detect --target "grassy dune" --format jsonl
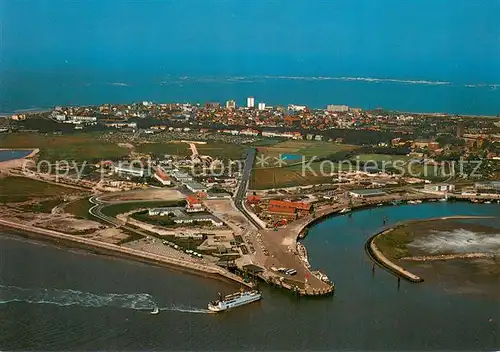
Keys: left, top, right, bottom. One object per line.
{"left": 0, "top": 176, "right": 78, "bottom": 203}
{"left": 0, "top": 133, "right": 128, "bottom": 162}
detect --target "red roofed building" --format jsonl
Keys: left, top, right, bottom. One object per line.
{"left": 185, "top": 195, "right": 205, "bottom": 213}
{"left": 268, "top": 200, "right": 312, "bottom": 211}
{"left": 267, "top": 199, "right": 312, "bottom": 217}
{"left": 266, "top": 206, "right": 298, "bottom": 220}
{"left": 247, "top": 195, "right": 261, "bottom": 204}
{"left": 154, "top": 167, "right": 171, "bottom": 186}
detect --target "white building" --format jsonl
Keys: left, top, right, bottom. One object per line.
{"left": 423, "top": 183, "right": 455, "bottom": 193}
{"left": 105, "top": 122, "right": 138, "bottom": 129}
{"left": 71, "top": 116, "right": 97, "bottom": 123}
{"left": 247, "top": 97, "right": 255, "bottom": 108}
{"left": 154, "top": 167, "right": 172, "bottom": 186}
{"left": 327, "top": 105, "right": 349, "bottom": 112}
{"left": 184, "top": 181, "right": 208, "bottom": 193}
{"left": 171, "top": 171, "right": 193, "bottom": 182}
{"left": 349, "top": 189, "right": 387, "bottom": 198}
{"left": 239, "top": 128, "right": 260, "bottom": 136}
{"left": 288, "top": 104, "right": 307, "bottom": 112}
{"left": 258, "top": 102, "right": 266, "bottom": 111}
{"left": 226, "top": 100, "right": 236, "bottom": 109}
{"left": 114, "top": 165, "right": 147, "bottom": 178}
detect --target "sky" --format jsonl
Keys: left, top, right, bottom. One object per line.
{"left": 1, "top": 0, "right": 500, "bottom": 82}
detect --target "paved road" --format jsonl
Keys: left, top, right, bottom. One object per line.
{"left": 234, "top": 148, "right": 263, "bottom": 230}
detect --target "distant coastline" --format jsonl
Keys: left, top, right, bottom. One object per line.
{"left": 1, "top": 74, "right": 500, "bottom": 116}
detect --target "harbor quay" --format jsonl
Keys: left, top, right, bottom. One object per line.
{"left": 252, "top": 192, "right": 500, "bottom": 296}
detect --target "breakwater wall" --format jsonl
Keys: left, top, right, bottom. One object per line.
{"left": 0, "top": 218, "right": 252, "bottom": 288}
{"left": 364, "top": 215, "right": 496, "bottom": 282}
{"left": 365, "top": 228, "right": 424, "bottom": 283}
{"left": 401, "top": 252, "right": 495, "bottom": 262}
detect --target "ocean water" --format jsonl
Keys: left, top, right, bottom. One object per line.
{"left": 0, "top": 150, "right": 33, "bottom": 162}
{"left": 1, "top": 202, "right": 500, "bottom": 350}
{"left": 1, "top": 72, "right": 500, "bottom": 116}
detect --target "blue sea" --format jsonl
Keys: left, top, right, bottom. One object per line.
{"left": 2, "top": 71, "right": 499, "bottom": 116}
{"left": 0, "top": 150, "right": 33, "bottom": 162}
{"left": 1, "top": 0, "right": 499, "bottom": 116}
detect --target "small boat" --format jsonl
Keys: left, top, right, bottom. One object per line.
{"left": 150, "top": 306, "right": 160, "bottom": 315}
{"left": 339, "top": 207, "right": 351, "bottom": 214}
{"left": 484, "top": 201, "right": 492, "bottom": 204}
{"left": 377, "top": 203, "right": 383, "bottom": 206}
{"left": 438, "top": 198, "right": 448, "bottom": 202}
{"left": 407, "top": 200, "right": 422, "bottom": 205}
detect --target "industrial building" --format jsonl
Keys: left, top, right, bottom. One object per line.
{"left": 184, "top": 181, "right": 208, "bottom": 193}
{"left": 170, "top": 170, "right": 193, "bottom": 182}
{"left": 475, "top": 181, "right": 500, "bottom": 193}
{"left": 267, "top": 200, "right": 312, "bottom": 217}
{"left": 349, "top": 189, "right": 387, "bottom": 198}
{"left": 423, "top": 183, "right": 455, "bottom": 193}
{"left": 113, "top": 164, "right": 149, "bottom": 178}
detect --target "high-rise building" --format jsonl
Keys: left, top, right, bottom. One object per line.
{"left": 258, "top": 102, "right": 266, "bottom": 111}
{"left": 226, "top": 100, "right": 236, "bottom": 109}
{"left": 247, "top": 97, "right": 255, "bottom": 108}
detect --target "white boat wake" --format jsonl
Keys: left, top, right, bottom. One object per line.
{"left": 0, "top": 284, "right": 212, "bottom": 314}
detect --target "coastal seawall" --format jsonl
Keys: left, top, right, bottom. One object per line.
{"left": 0, "top": 218, "right": 252, "bottom": 288}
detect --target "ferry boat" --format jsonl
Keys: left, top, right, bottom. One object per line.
{"left": 208, "top": 289, "right": 262, "bottom": 312}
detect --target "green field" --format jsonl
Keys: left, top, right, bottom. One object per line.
{"left": 353, "top": 154, "right": 411, "bottom": 162}
{"left": 136, "top": 141, "right": 247, "bottom": 160}
{"left": 0, "top": 176, "right": 79, "bottom": 203}
{"left": 250, "top": 161, "right": 343, "bottom": 189}
{"left": 101, "top": 200, "right": 186, "bottom": 218}
{"left": 136, "top": 142, "right": 191, "bottom": 156}
{"left": 18, "top": 198, "right": 63, "bottom": 213}
{"left": 255, "top": 140, "right": 358, "bottom": 167}
{"left": 196, "top": 142, "right": 247, "bottom": 160}
{"left": 63, "top": 197, "right": 92, "bottom": 218}
{"left": 0, "top": 133, "right": 129, "bottom": 162}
